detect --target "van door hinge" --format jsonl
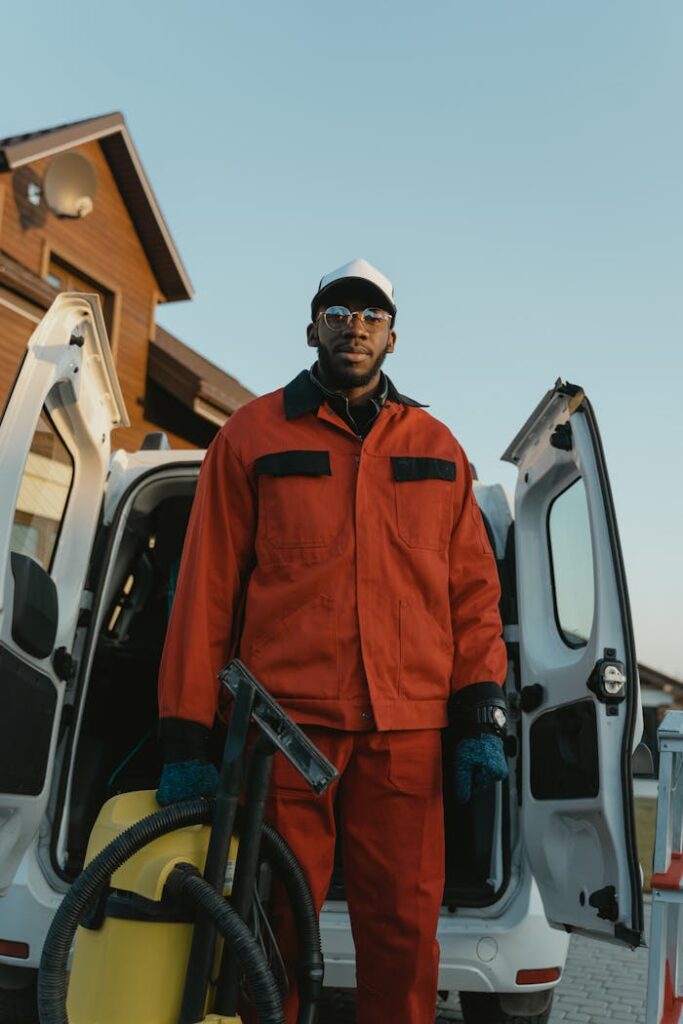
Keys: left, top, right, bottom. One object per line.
{"left": 588, "top": 649, "right": 627, "bottom": 704}
{"left": 53, "top": 647, "right": 76, "bottom": 682}
{"left": 589, "top": 885, "right": 619, "bottom": 922}
{"left": 58, "top": 702, "right": 74, "bottom": 740}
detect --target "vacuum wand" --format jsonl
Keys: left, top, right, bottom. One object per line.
{"left": 179, "top": 660, "right": 339, "bottom": 1023}
{"left": 178, "top": 674, "right": 255, "bottom": 1024}
{"left": 219, "top": 660, "right": 340, "bottom": 794}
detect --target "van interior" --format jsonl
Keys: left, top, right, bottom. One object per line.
{"left": 53, "top": 470, "right": 516, "bottom": 910}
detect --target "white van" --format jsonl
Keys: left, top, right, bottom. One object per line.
{"left": 0, "top": 294, "right": 644, "bottom": 1023}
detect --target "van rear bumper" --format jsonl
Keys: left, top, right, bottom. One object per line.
{"left": 320, "top": 876, "right": 570, "bottom": 993}
{"left": 0, "top": 848, "right": 62, "bottom": 972}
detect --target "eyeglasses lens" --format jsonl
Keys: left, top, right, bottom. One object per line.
{"left": 323, "top": 306, "right": 351, "bottom": 330}
{"left": 362, "top": 309, "right": 386, "bottom": 326}
{"left": 322, "top": 306, "right": 388, "bottom": 331}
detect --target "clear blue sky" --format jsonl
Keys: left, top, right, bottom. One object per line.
{"left": 4, "top": 1, "right": 682, "bottom": 677}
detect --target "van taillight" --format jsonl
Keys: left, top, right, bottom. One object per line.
{"left": 516, "top": 967, "right": 561, "bottom": 985}
{"left": 0, "top": 940, "right": 29, "bottom": 959}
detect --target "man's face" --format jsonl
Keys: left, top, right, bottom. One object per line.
{"left": 306, "top": 290, "right": 397, "bottom": 391}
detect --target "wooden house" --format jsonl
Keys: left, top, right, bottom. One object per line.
{"left": 0, "top": 112, "right": 254, "bottom": 451}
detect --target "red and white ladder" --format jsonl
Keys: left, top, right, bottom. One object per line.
{"left": 647, "top": 710, "right": 683, "bottom": 1024}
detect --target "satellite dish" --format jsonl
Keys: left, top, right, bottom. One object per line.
{"left": 43, "top": 152, "right": 97, "bottom": 218}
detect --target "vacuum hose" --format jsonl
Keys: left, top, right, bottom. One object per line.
{"left": 165, "top": 866, "right": 283, "bottom": 1023}
{"left": 37, "top": 799, "right": 288, "bottom": 1024}
{"left": 260, "top": 823, "right": 323, "bottom": 1024}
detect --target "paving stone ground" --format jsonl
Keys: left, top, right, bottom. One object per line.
{"left": 318, "top": 901, "right": 651, "bottom": 1023}
{"left": 545, "top": 901, "right": 650, "bottom": 1024}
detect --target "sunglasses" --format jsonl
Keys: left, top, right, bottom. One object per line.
{"left": 318, "top": 306, "right": 392, "bottom": 332}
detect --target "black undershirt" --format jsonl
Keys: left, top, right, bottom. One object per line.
{"left": 309, "top": 365, "right": 388, "bottom": 439}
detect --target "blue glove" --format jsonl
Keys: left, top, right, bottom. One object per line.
{"left": 156, "top": 758, "right": 219, "bottom": 806}
{"left": 455, "top": 734, "right": 509, "bottom": 803}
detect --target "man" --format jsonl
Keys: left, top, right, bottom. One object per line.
{"left": 157, "top": 258, "right": 508, "bottom": 1023}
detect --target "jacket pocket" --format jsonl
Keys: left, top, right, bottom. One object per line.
{"left": 255, "top": 450, "right": 335, "bottom": 548}
{"left": 398, "top": 600, "right": 453, "bottom": 701}
{"left": 391, "top": 456, "right": 455, "bottom": 550}
{"left": 248, "top": 594, "right": 339, "bottom": 700}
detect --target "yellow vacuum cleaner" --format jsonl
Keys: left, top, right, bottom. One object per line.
{"left": 37, "top": 661, "right": 338, "bottom": 1024}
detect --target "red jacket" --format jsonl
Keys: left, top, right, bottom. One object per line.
{"left": 158, "top": 371, "right": 507, "bottom": 733}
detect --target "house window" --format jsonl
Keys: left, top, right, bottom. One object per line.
{"left": 45, "top": 255, "right": 116, "bottom": 343}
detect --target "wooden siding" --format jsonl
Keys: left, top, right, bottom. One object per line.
{"left": 0, "top": 302, "right": 37, "bottom": 410}
{"left": 0, "top": 141, "right": 192, "bottom": 451}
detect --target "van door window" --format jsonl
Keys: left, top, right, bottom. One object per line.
{"left": 548, "top": 477, "right": 594, "bottom": 648}
{"left": 11, "top": 400, "right": 74, "bottom": 572}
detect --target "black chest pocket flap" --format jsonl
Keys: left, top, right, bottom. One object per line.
{"left": 391, "top": 456, "right": 456, "bottom": 483}
{"left": 255, "top": 450, "right": 331, "bottom": 478}
{"left": 255, "top": 450, "right": 334, "bottom": 549}
{"left": 391, "top": 456, "right": 456, "bottom": 549}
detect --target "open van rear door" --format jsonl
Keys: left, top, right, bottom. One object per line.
{"left": 503, "top": 380, "right": 643, "bottom": 946}
{"left": 0, "top": 293, "right": 127, "bottom": 890}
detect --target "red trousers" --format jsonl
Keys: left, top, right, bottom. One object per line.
{"left": 264, "top": 727, "right": 445, "bottom": 1024}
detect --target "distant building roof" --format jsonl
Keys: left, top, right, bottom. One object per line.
{"left": 0, "top": 112, "right": 192, "bottom": 303}
{"left": 639, "top": 663, "right": 683, "bottom": 694}
{"left": 149, "top": 326, "right": 255, "bottom": 426}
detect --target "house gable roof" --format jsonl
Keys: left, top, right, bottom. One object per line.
{"left": 149, "top": 326, "right": 255, "bottom": 424}
{"left": 0, "top": 113, "right": 193, "bottom": 302}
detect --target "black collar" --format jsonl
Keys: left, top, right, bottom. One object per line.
{"left": 283, "top": 367, "right": 427, "bottom": 420}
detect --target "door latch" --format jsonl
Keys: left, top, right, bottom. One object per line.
{"left": 588, "top": 885, "right": 619, "bottom": 922}
{"left": 588, "top": 650, "right": 627, "bottom": 704}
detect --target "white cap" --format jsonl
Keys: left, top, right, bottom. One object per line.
{"left": 312, "top": 257, "right": 396, "bottom": 319}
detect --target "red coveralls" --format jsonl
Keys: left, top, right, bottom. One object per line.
{"left": 158, "top": 369, "right": 507, "bottom": 1023}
